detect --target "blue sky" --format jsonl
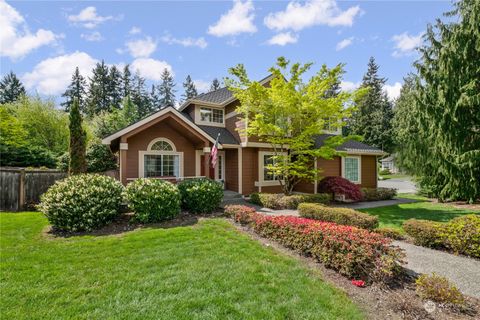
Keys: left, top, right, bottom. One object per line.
{"left": 1, "top": 0, "right": 452, "bottom": 103}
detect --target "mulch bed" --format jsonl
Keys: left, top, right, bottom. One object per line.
{"left": 229, "top": 219, "right": 480, "bottom": 320}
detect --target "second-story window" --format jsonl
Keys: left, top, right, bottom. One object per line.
{"left": 200, "top": 107, "right": 223, "bottom": 124}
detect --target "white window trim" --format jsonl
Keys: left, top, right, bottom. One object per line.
{"left": 341, "top": 155, "right": 362, "bottom": 184}
{"left": 195, "top": 105, "right": 225, "bottom": 127}
{"left": 255, "top": 151, "right": 286, "bottom": 187}
{"left": 139, "top": 138, "right": 183, "bottom": 178}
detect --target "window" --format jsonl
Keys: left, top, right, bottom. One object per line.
{"left": 263, "top": 154, "right": 282, "bottom": 181}
{"left": 144, "top": 154, "right": 179, "bottom": 177}
{"left": 200, "top": 107, "right": 223, "bottom": 124}
{"left": 343, "top": 156, "right": 361, "bottom": 183}
{"left": 150, "top": 140, "right": 173, "bottom": 151}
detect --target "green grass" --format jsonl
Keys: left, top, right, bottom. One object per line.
{"left": 360, "top": 200, "right": 478, "bottom": 232}
{"left": 0, "top": 212, "right": 363, "bottom": 320}
{"left": 378, "top": 174, "right": 411, "bottom": 180}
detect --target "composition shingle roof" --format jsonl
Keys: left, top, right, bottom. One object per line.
{"left": 193, "top": 87, "right": 233, "bottom": 104}
{"left": 314, "top": 134, "right": 384, "bottom": 153}
{"left": 179, "top": 111, "right": 239, "bottom": 145}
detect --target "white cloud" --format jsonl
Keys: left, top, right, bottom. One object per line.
{"left": 129, "top": 26, "right": 141, "bottom": 35}
{"left": 67, "top": 6, "right": 119, "bottom": 29}
{"left": 22, "top": 51, "right": 97, "bottom": 95}
{"left": 340, "top": 81, "right": 360, "bottom": 92}
{"left": 131, "top": 58, "right": 173, "bottom": 81}
{"left": 125, "top": 36, "right": 157, "bottom": 58}
{"left": 391, "top": 32, "right": 423, "bottom": 57}
{"left": 81, "top": 31, "right": 103, "bottom": 42}
{"left": 208, "top": 0, "right": 257, "bottom": 37}
{"left": 193, "top": 80, "right": 211, "bottom": 93}
{"left": 264, "top": 0, "right": 362, "bottom": 31}
{"left": 336, "top": 37, "right": 353, "bottom": 51}
{"left": 267, "top": 32, "right": 298, "bottom": 46}
{"left": 384, "top": 82, "right": 402, "bottom": 100}
{"left": 0, "top": 0, "right": 62, "bottom": 60}
{"left": 161, "top": 34, "right": 207, "bottom": 49}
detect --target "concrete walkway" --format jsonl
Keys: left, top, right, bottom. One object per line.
{"left": 331, "top": 197, "right": 419, "bottom": 209}
{"left": 379, "top": 178, "right": 417, "bottom": 193}
{"left": 395, "top": 241, "right": 480, "bottom": 298}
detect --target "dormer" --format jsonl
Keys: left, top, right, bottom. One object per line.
{"left": 195, "top": 105, "right": 225, "bottom": 127}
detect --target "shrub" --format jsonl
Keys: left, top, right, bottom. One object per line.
{"left": 416, "top": 273, "right": 465, "bottom": 306}
{"left": 57, "top": 144, "right": 118, "bottom": 173}
{"left": 249, "top": 193, "right": 331, "bottom": 209}
{"left": 0, "top": 143, "right": 56, "bottom": 168}
{"left": 379, "top": 168, "right": 391, "bottom": 176}
{"left": 250, "top": 214, "right": 404, "bottom": 282}
{"left": 178, "top": 178, "right": 223, "bottom": 214}
{"left": 224, "top": 205, "right": 256, "bottom": 225}
{"left": 38, "top": 174, "right": 123, "bottom": 232}
{"left": 318, "top": 176, "right": 362, "bottom": 202}
{"left": 403, "top": 219, "right": 443, "bottom": 248}
{"left": 375, "top": 227, "right": 404, "bottom": 240}
{"left": 361, "top": 188, "right": 397, "bottom": 201}
{"left": 125, "top": 178, "right": 180, "bottom": 222}
{"left": 298, "top": 203, "right": 379, "bottom": 230}
{"left": 439, "top": 215, "right": 480, "bottom": 258}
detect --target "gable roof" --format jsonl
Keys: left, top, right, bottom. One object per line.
{"left": 314, "top": 134, "right": 386, "bottom": 155}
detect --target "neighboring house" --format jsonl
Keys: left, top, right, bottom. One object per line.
{"left": 380, "top": 155, "right": 399, "bottom": 174}
{"left": 102, "top": 75, "right": 386, "bottom": 195}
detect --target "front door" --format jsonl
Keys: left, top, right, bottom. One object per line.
{"left": 215, "top": 152, "right": 225, "bottom": 188}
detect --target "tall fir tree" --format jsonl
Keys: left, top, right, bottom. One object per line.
{"left": 182, "top": 75, "right": 198, "bottom": 101}
{"left": 61, "top": 67, "right": 87, "bottom": 112}
{"left": 396, "top": 0, "right": 480, "bottom": 202}
{"left": 68, "top": 98, "right": 87, "bottom": 175}
{"left": 150, "top": 84, "right": 161, "bottom": 111}
{"left": 107, "top": 65, "right": 123, "bottom": 110}
{"left": 86, "top": 60, "right": 110, "bottom": 117}
{"left": 131, "top": 71, "right": 151, "bottom": 118}
{"left": 121, "top": 64, "right": 133, "bottom": 98}
{"left": 348, "top": 57, "right": 394, "bottom": 152}
{"left": 0, "top": 71, "right": 26, "bottom": 104}
{"left": 210, "top": 78, "right": 221, "bottom": 92}
{"left": 158, "top": 69, "right": 176, "bottom": 108}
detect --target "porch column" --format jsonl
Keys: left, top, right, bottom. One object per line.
{"left": 203, "top": 146, "right": 211, "bottom": 179}
{"left": 119, "top": 142, "right": 128, "bottom": 185}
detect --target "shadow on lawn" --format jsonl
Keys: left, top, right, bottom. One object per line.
{"left": 45, "top": 211, "right": 225, "bottom": 238}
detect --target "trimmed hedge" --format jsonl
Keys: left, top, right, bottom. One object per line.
{"left": 374, "top": 227, "right": 404, "bottom": 240}
{"left": 38, "top": 174, "right": 123, "bottom": 232}
{"left": 298, "top": 203, "right": 379, "bottom": 230}
{"left": 318, "top": 176, "right": 363, "bottom": 202}
{"left": 361, "top": 187, "right": 397, "bottom": 201}
{"left": 438, "top": 215, "right": 480, "bottom": 258}
{"left": 246, "top": 213, "right": 404, "bottom": 282}
{"left": 249, "top": 193, "right": 331, "bottom": 209}
{"left": 403, "top": 219, "right": 443, "bottom": 248}
{"left": 224, "top": 205, "right": 256, "bottom": 225}
{"left": 124, "top": 178, "right": 180, "bottom": 223}
{"left": 178, "top": 178, "right": 223, "bottom": 214}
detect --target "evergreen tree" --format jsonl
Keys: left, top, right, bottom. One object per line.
{"left": 108, "top": 65, "right": 123, "bottom": 110}
{"left": 131, "top": 71, "right": 151, "bottom": 118}
{"left": 158, "top": 69, "right": 176, "bottom": 108}
{"left": 86, "top": 60, "right": 110, "bottom": 117}
{"left": 210, "top": 78, "right": 221, "bottom": 92}
{"left": 69, "top": 98, "right": 87, "bottom": 175}
{"left": 182, "top": 75, "right": 198, "bottom": 100}
{"left": 121, "top": 64, "right": 133, "bottom": 98}
{"left": 349, "top": 57, "right": 394, "bottom": 152}
{"left": 396, "top": 0, "right": 480, "bottom": 202}
{"left": 0, "top": 71, "right": 26, "bottom": 104}
{"left": 150, "top": 84, "right": 161, "bottom": 111}
{"left": 61, "top": 67, "right": 87, "bottom": 112}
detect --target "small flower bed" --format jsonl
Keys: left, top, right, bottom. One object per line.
{"left": 361, "top": 187, "right": 397, "bottom": 201}
{"left": 234, "top": 210, "right": 404, "bottom": 282}
{"left": 318, "top": 176, "right": 363, "bottom": 202}
{"left": 249, "top": 193, "right": 331, "bottom": 209}
{"left": 298, "top": 203, "right": 379, "bottom": 230}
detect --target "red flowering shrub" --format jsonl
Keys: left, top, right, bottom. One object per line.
{"left": 318, "top": 176, "right": 362, "bottom": 202}
{"left": 250, "top": 214, "right": 404, "bottom": 282}
{"left": 224, "top": 205, "right": 256, "bottom": 225}
{"left": 351, "top": 280, "right": 366, "bottom": 287}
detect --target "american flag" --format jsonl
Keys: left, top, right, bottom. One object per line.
{"left": 210, "top": 133, "right": 220, "bottom": 168}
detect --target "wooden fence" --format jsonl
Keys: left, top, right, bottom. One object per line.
{"left": 0, "top": 167, "right": 67, "bottom": 212}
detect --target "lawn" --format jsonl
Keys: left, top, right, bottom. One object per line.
{"left": 0, "top": 212, "right": 362, "bottom": 320}
{"left": 360, "top": 199, "right": 479, "bottom": 232}
{"left": 378, "top": 174, "right": 411, "bottom": 180}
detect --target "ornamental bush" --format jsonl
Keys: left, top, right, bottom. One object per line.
{"left": 361, "top": 187, "right": 397, "bottom": 201}
{"left": 374, "top": 227, "right": 405, "bottom": 240}
{"left": 224, "top": 205, "right": 256, "bottom": 225}
{"left": 249, "top": 214, "right": 404, "bottom": 282}
{"left": 416, "top": 273, "right": 465, "bottom": 306}
{"left": 249, "top": 193, "right": 331, "bottom": 209}
{"left": 38, "top": 174, "right": 123, "bottom": 232}
{"left": 403, "top": 219, "right": 443, "bottom": 248}
{"left": 318, "top": 176, "right": 362, "bottom": 202}
{"left": 298, "top": 203, "right": 378, "bottom": 230}
{"left": 178, "top": 178, "right": 223, "bottom": 214}
{"left": 125, "top": 178, "right": 180, "bottom": 222}
{"left": 439, "top": 215, "right": 480, "bottom": 258}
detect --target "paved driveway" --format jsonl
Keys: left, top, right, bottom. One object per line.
{"left": 379, "top": 178, "right": 417, "bottom": 193}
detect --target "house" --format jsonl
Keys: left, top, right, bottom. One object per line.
{"left": 380, "top": 155, "right": 399, "bottom": 174}
{"left": 102, "top": 75, "right": 386, "bottom": 195}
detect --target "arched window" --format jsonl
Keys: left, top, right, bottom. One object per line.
{"left": 150, "top": 140, "right": 173, "bottom": 151}
{"left": 142, "top": 138, "right": 182, "bottom": 178}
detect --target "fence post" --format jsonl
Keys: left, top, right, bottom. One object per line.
{"left": 18, "top": 169, "right": 25, "bottom": 211}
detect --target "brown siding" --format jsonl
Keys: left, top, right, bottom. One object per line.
{"left": 361, "top": 155, "right": 377, "bottom": 188}
{"left": 185, "top": 104, "right": 195, "bottom": 122}
{"left": 241, "top": 147, "right": 257, "bottom": 195}
{"left": 317, "top": 156, "right": 341, "bottom": 178}
{"left": 225, "top": 115, "right": 243, "bottom": 143}
{"left": 294, "top": 180, "right": 315, "bottom": 193}
{"left": 225, "top": 149, "right": 238, "bottom": 192}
